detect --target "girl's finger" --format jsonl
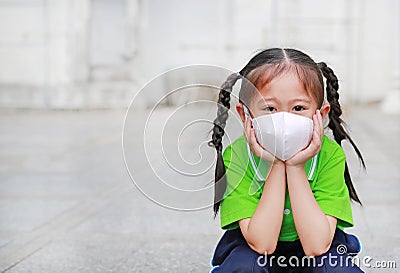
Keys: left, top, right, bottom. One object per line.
{"left": 246, "top": 122, "right": 275, "bottom": 162}
{"left": 316, "top": 111, "right": 322, "bottom": 132}
{"left": 245, "top": 119, "right": 260, "bottom": 153}
{"left": 244, "top": 117, "right": 250, "bottom": 140}
{"left": 248, "top": 119, "right": 254, "bottom": 140}
{"left": 310, "top": 121, "right": 322, "bottom": 152}
{"left": 314, "top": 111, "right": 323, "bottom": 138}
{"left": 250, "top": 128, "right": 264, "bottom": 156}
{"left": 312, "top": 113, "right": 319, "bottom": 137}
{"left": 317, "top": 110, "right": 323, "bottom": 135}
{"left": 249, "top": 127, "right": 259, "bottom": 149}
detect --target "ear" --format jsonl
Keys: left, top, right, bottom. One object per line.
{"left": 320, "top": 103, "right": 330, "bottom": 120}
{"left": 236, "top": 103, "right": 246, "bottom": 123}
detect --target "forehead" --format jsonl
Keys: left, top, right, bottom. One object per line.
{"left": 254, "top": 71, "right": 312, "bottom": 103}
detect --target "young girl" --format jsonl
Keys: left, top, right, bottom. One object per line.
{"left": 208, "top": 48, "right": 365, "bottom": 272}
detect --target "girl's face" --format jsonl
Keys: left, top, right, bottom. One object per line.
{"left": 236, "top": 71, "right": 330, "bottom": 121}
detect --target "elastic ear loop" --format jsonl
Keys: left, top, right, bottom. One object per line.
{"left": 307, "top": 104, "right": 324, "bottom": 180}
{"left": 243, "top": 105, "right": 265, "bottom": 181}
{"left": 305, "top": 103, "right": 325, "bottom": 180}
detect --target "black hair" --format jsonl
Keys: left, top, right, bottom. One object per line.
{"left": 208, "top": 48, "right": 365, "bottom": 218}
{"left": 208, "top": 72, "right": 240, "bottom": 217}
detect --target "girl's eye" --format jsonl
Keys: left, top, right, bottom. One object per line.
{"left": 293, "top": 105, "right": 305, "bottom": 111}
{"left": 264, "top": 106, "right": 276, "bottom": 112}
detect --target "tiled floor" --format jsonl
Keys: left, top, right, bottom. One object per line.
{"left": 0, "top": 105, "right": 398, "bottom": 272}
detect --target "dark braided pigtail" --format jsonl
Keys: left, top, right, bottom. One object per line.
{"left": 208, "top": 72, "right": 241, "bottom": 218}
{"left": 318, "top": 62, "right": 365, "bottom": 204}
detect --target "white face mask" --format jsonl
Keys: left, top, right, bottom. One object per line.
{"left": 244, "top": 106, "right": 313, "bottom": 161}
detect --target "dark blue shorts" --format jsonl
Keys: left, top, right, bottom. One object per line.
{"left": 210, "top": 228, "right": 364, "bottom": 272}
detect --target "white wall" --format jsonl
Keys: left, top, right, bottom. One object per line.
{"left": 0, "top": 0, "right": 398, "bottom": 109}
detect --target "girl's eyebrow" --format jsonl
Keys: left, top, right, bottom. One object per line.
{"left": 257, "top": 97, "right": 311, "bottom": 105}
{"left": 288, "top": 97, "right": 312, "bottom": 103}
{"left": 257, "top": 97, "right": 279, "bottom": 105}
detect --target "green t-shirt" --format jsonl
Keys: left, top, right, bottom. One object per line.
{"left": 220, "top": 135, "right": 354, "bottom": 242}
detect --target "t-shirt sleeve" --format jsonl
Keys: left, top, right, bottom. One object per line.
{"left": 219, "top": 144, "right": 262, "bottom": 230}
{"left": 313, "top": 146, "right": 354, "bottom": 228}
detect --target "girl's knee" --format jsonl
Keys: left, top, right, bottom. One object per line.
{"left": 211, "top": 246, "right": 270, "bottom": 273}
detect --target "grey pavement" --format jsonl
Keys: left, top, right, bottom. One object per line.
{"left": 0, "top": 105, "right": 399, "bottom": 272}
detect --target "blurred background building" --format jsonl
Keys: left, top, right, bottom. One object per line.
{"left": 0, "top": 0, "right": 399, "bottom": 111}
{"left": 0, "top": 2, "right": 399, "bottom": 271}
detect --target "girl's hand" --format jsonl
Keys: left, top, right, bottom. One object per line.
{"left": 286, "top": 110, "right": 324, "bottom": 167}
{"left": 244, "top": 116, "right": 281, "bottom": 165}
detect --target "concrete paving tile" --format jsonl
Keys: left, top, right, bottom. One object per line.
{"left": 5, "top": 232, "right": 221, "bottom": 273}
{"left": 0, "top": 199, "right": 78, "bottom": 232}
{"left": 0, "top": 106, "right": 398, "bottom": 272}
{"left": 73, "top": 188, "right": 223, "bottom": 236}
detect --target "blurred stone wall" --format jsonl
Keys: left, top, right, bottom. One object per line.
{"left": 0, "top": 0, "right": 398, "bottom": 110}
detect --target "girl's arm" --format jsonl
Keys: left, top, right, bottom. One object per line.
{"left": 285, "top": 110, "right": 337, "bottom": 256}
{"left": 238, "top": 118, "right": 286, "bottom": 255}
{"left": 286, "top": 165, "right": 337, "bottom": 256}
